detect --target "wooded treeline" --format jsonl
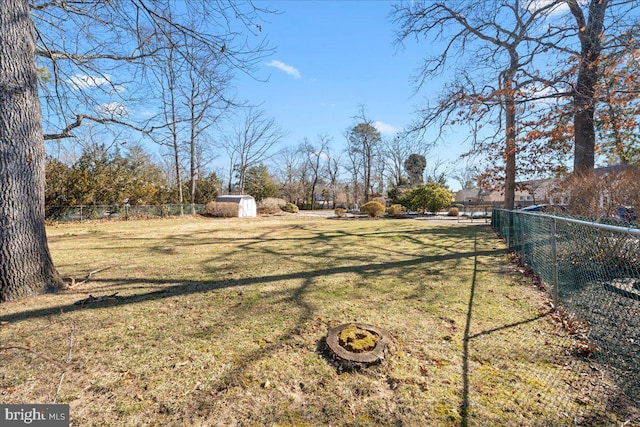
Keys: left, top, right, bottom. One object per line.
{"left": 44, "top": 129, "right": 436, "bottom": 210}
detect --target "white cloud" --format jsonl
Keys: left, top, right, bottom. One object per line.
{"left": 67, "top": 74, "right": 124, "bottom": 93}
{"left": 96, "top": 102, "right": 129, "bottom": 117}
{"left": 308, "top": 150, "right": 330, "bottom": 161}
{"left": 373, "top": 121, "right": 399, "bottom": 136}
{"left": 526, "top": 0, "right": 567, "bottom": 15}
{"left": 527, "top": 0, "right": 588, "bottom": 16}
{"left": 519, "top": 83, "right": 568, "bottom": 106}
{"left": 266, "top": 60, "right": 302, "bottom": 79}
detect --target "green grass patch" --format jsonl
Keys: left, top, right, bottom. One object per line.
{"left": 0, "top": 216, "right": 636, "bottom": 425}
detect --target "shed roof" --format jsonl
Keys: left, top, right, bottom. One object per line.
{"left": 215, "top": 195, "right": 255, "bottom": 202}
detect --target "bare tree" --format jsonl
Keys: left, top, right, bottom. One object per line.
{"left": 371, "top": 158, "right": 386, "bottom": 197}
{"left": 345, "top": 136, "right": 363, "bottom": 206}
{"left": 33, "top": 1, "right": 269, "bottom": 140}
{"left": 326, "top": 152, "right": 342, "bottom": 209}
{"left": 425, "top": 156, "right": 451, "bottom": 187}
{"left": 566, "top": 0, "right": 609, "bottom": 173}
{"left": 223, "top": 107, "right": 286, "bottom": 194}
{"left": 0, "top": 0, "right": 272, "bottom": 301}
{"left": 148, "top": 12, "right": 240, "bottom": 213}
{"left": 381, "top": 136, "right": 408, "bottom": 188}
{"left": 346, "top": 107, "right": 382, "bottom": 203}
{"left": 452, "top": 157, "right": 481, "bottom": 190}
{"left": 181, "top": 34, "right": 234, "bottom": 212}
{"left": 153, "top": 23, "right": 186, "bottom": 213}
{"left": 274, "top": 146, "right": 305, "bottom": 204}
{"left": 380, "top": 132, "right": 432, "bottom": 194}
{"left": 302, "top": 135, "right": 331, "bottom": 210}
{"left": 394, "top": 0, "right": 566, "bottom": 209}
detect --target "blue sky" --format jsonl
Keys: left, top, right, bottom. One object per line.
{"left": 230, "top": 1, "right": 469, "bottom": 189}
{"left": 39, "top": 0, "right": 471, "bottom": 190}
{"left": 41, "top": 1, "right": 639, "bottom": 193}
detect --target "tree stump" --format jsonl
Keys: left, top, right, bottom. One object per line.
{"left": 325, "top": 323, "right": 395, "bottom": 371}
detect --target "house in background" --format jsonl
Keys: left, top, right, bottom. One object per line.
{"left": 454, "top": 188, "right": 485, "bottom": 203}
{"left": 215, "top": 195, "right": 257, "bottom": 218}
{"left": 515, "top": 178, "right": 556, "bottom": 206}
{"left": 454, "top": 165, "right": 634, "bottom": 208}
{"left": 454, "top": 178, "right": 555, "bottom": 206}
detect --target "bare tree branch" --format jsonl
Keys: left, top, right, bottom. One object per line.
{"left": 43, "top": 114, "right": 166, "bottom": 140}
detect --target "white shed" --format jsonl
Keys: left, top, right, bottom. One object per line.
{"left": 215, "top": 195, "right": 257, "bottom": 218}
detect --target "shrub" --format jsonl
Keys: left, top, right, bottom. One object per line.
{"left": 282, "top": 202, "right": 299, "bottom": 213}
{"left": 335, "top": 207, "right": 346, "bottom": 218}
{"left": 400, "top": 183, "right": 453, "bottom": 214}
{"left": 257, "top": 205, "right": 280, "bottom": 215}
{"left": 394, "top": 189, "right": 412, "bottom": 211}
{"left": 88, "top": 208, "right": 102, "bottom": 220}
{"left": 387, "top": 204, "right": 407, "bottom": 218}
{"left": 360, "top": 201, "right": 385, "bottom": 218}
{"left": 262, "top": 197, "right": 287, "bottom": 209}
{"left": 202, "top": 201, "right": 238, "bottom": 218}
{"left": 448, "top": 207, "right": 459, "bottom": 216}
{"left": 257, "top": 198, "right": 284, "bottom": 215}
{"left": 372, "top": 197, "right": 387, "bottom": 208}
{"left": 558, "top": 168, "right": 640, "bottom": 219}
{"left": 388, "top": 177, "right": 410, "bottom": 204}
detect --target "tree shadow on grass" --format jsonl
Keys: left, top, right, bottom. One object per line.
{"left": 459, "top": 230, "right": 639, "bottom": 426}
{"left": 459, "top": 230, "right": 556, "bottom": 426}
{"left": 3, "top": 220, "right": 511, "bottom": 422}
{"left": 1, "top": 247, "right": 505, "bottom": 324}
{"left": 183, "top": 274, "right": 319, "bottom": 421}
{"left": 65, "top": 222, "right": 488, "bottom": 258}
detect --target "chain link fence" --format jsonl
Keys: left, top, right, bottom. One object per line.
{"left": 492, "top": 208, "right": 640, "bottom": 406}
{"left": 46, "top": 204, "right": 206, "bottom": 222}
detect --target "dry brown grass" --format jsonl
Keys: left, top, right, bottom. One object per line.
{"left": 0, "top": 216, "right": 637, "bottom": 426}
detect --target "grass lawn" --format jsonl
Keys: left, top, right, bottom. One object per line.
{"left": 0, "top": 215, "right": 637, "bottom": 426}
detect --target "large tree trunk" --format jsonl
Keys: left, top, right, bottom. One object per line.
{"left": 573, "top": 90, "right": 597, "bottom": 173}
{"left": 504, "top": 96, "right": 517, "bottom": 210}
{"left": 503, "top": 58, "right": 518, "bottom": 210}
{"left": 0, "top": 0, "right": 64, "bottom": 302}
{"left": 569, "top": 0, "right": 609, "bottom": 174}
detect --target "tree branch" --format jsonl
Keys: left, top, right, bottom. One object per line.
{"left": 43, "top": 114, "right": 165, "bottom": 140}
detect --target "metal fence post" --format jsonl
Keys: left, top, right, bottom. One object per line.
{"left": 520, "top": 213, "right": 526, "bottom": 265}
{"left": 550, "top": 217, "right": 559, "bottom": 308}
{"left": 502, "top": 212, "right": 513, "bottom": 250}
